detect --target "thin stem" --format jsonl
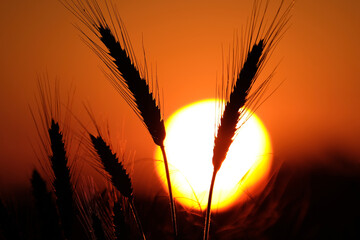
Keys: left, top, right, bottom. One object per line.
{"left": 203, "top": 170, "right": 217, "bottom": 240}
{"left": 160, "top": 145, "right": 178, "bottom": 239}
{"left": 129, "top": 198, "right": 146, "bottom": 240}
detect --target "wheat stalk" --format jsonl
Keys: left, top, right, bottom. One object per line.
{"left": 29, "top": 76, "right": 77, "bottom": 239}
{"left": 204, "top": 42, "right": 264, "bottom": 240}
{"left": 204, "top": 1, "right": 292, "bottom": 239}
{"left": 90, "top": 134, "right": 146, "bottom": 240}
{"left": 48, "top": 119, "right": 75, "bottom": 239}
{"left": 61, "top": 0, "right": 177, "bottom": 237}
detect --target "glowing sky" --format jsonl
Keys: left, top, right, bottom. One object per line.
{"left": 0, "top": 0, "right": 360, "bottom": 191}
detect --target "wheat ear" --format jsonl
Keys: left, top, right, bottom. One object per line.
{"left": 48, "top": 119, "right": 75, "bottom": 239}
{"left": 62, "top": 0, "right": 177, "bottom": 236}
{"left": 61, "top": 0, "right": 165, "bottom": 146}
{"left": 98, "top": 22, "right": 178, "bottom": 240}
{"left": 204, "top": 1, "right": 292, "bottom": 239}
{"left": 204, "top": 41, "right": 264, "bottom": 240}
{"left": 31, "top": 169, "right": 62, "bottom": 240}
{"left": 90, "top": 134, "right": 146, "bottom": 240}
{"left": 96, "top": 11, "right": 177, "bottom": 238}
{"left": 212, "top": 40, "right": 264, "bottom": 174}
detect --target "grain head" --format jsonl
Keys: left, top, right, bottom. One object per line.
{"left": 90, "top": 134, "right": 133, "bottom": 199}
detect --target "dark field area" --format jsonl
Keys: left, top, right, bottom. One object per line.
{"left": 1, "top": 153, "right": 360, "bottom": 240}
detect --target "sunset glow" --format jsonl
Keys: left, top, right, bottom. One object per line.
{"left": 155, "top": 99, "right": 272, "bottom": 211}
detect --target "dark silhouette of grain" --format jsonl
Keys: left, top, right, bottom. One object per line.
{"left": 90, "top": 134, "right": 132, "bottom": 198}
{"left": 31, "top": 169, "right": 62, "bottom": 240}
{"left": 61, "top": 0, "right": 177, "bottom": 236}
{"left": 61, "top": 0, "right": 165, "bottom": 146}
{"left": 205, "top": 39, "right": 265, "bottom": 240}
{"left": 98, "top": 26, "right": 166, "bottom": 146}
{"left": 90, "top": 134, "right": 146, "bottom": 240}
{"left": 204, "top": 1, "right": 292, "bottom": 239}
{"left": 213, "top": 40, "right": 264, "bottom": 173}
{"left": 48, "top": 119, "right": 75, "bottom": 239}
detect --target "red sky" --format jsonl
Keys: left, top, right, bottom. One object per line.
{"left": 0, "top": 0, "right": 360, "bottom": 191}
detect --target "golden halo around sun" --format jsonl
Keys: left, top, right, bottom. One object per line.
{"left": 155, "top": 99, "right": 272, "bottom": 211}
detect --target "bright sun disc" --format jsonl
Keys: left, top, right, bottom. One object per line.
{"left": 155, "top": 99, "right": 272, "bottom": 211}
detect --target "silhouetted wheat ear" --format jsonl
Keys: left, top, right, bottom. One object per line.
{"left": 48, "top": 119, "right": 74, "bottom": 238}
{"left": 205, "top": 40, "right": 265, "bottom": 238}
{"left": 204, "top": 0, "right": 293, "bottom": 239}
{"left": 62, "top": 0, "right": 172, "bottom": 236}
{"left": 212, "top": 0, "right": 293, "bottom": 173}
{"left": 31, "top": 169, "right": 62, "bottom": 240}
{"left": 90, "top": 134, "right": 146, "bottom": 240}
{"left": 213, "top": 40, "right": 264, "bottom": 173}
{"left": 98, "top": 26, "right": 166, "bottom": 146}
{"left": 90, "top": 134, "right": 133, "bottom": 198}
{"left": 61, "top": 0, "right": 165, "bottom": 146}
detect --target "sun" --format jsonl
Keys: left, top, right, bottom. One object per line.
{"left": 154, "top": 99, "right": 272, "bottom": 211}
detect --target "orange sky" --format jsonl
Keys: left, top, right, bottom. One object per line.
{"left": 0, "top": 0, "right": 360, "bottom": 191}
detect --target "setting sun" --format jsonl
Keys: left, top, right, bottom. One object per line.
{"left": 155, "top": 99, "right": 272, "bottom": 211}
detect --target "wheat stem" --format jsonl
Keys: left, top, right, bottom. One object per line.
{"left": 129, "top": 198, "right": 146, "bottom": 240}
{"left": 160, "top": 145, "right": 178, "bottom": 238}
{"left": 203, "top": 170, "right": 217, "bottom": 240}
